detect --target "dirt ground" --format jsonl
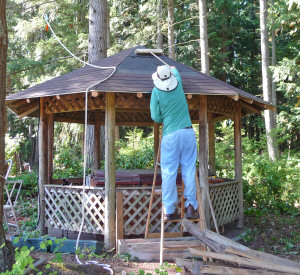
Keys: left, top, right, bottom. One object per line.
{"left": 6, "top": 213, "right": 300, "bottom": 274}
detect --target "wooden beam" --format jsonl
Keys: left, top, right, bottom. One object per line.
{"left": 234, "top": 102, "right": 243, "bottom": 228}
{"left": 208, "top": 112, "right": 216, "bottom": 176}
{"left": 38, "top": 97, "right": 48, "bottom": 235}
{"left": 94, "top": 109, "right": 101, "bottom": 171}
{"left": 154, "top": 123, "right": 160, "bottom": 167}
{"left": 104, "top": 92, "right": 116, "bottom": 249}
{"left": 116, "top": 191, "right": 124, "bottom": 242}
{"left": 198, "top": 95, "right": 210, "bottom": 228}
{"left": 241, "top": 101, "right": 261, "bottom": 114}
{"left": 47, "top": 113, "right": 54, "bottom": 185}
{"left": 189, "top": 249, "right": 300, "bottom": 275}
{"left": 212, "top": 115, "right": 232, "bottom": 123}
{"left": 18, "top": 104, "right": 39, "bottom": 118}
{"left": 240, "top": 96, "right": 253, "bottom": 104}
{"left": 227, "top": 95, "right": 239, "bottom": 101}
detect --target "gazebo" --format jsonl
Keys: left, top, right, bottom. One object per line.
{"left": 6, "top": 46, "right": 274, "bottom": 249}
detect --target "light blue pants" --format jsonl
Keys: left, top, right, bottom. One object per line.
{"left": 160, "top": 128, "right": 198, "bottom": 214}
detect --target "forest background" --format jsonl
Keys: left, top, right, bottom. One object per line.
{"left": 1, "top": 0, "right": 299, "bottom": 269}
{"left": 5, "top": 0, "right": 299, "bottom": 211}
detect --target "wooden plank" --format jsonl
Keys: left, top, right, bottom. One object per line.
{"left": 153, "top": 122, "right": 160, "bottom": 166}
{"left": 227, "top": 95, "right": 239, "bottom": 101}
{"left": 241, "top": 101, "right": 260, "bottom": 114}
{"left": 182, "top": 219, "right": 225, "bottom": 253}
{"left": 146, "top": 232, "right": 183, "bottom": 238}
{"left": 234, "top": 102, "right": 243, "bottom": 228}
{"left": 18, "top": 104, "right": 39, "bottom": 118}
{"left": 225, "top": 246, "right": 300, "bottom": 269}
{"left": 116, "top": 191, "right": 124, "bottom": 243}
{"left": 208, "top": 112, "right": 216, "bottom": 175}
{"left": 189, "top": 248, "right": 300, "bottom": 274}
{"left": 118, "top": 238, "right": 203, "bottom": 261}
{"left": 200, "top": 265, "right": 287, "bottom": 275}
{"left": 240, "top": 96, "right": 254, "bottom": 104}
{"left": 38, "top": 97, "right": 48, "bottom": 235}
{"left": 47, "top": 113, "right": 54, "bottom": 185}
{"left": 198, "top": 95, "right": 210, "bottom": 228}
{"left": 104, "top": 92, "right": 116, "bottom": 249}
{"left": 94, "top": 109, "right": 101, "bottom": 171}
{"left": 205, "top": 229, "right": 248, "bottom": 251}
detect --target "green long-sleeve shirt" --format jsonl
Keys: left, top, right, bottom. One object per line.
{"left": 150, "top": 68, "right": 192, "bottom": 136}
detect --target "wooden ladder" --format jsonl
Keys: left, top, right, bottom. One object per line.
{"left": 144, "top": 134, "right": 207, "bottom": 264}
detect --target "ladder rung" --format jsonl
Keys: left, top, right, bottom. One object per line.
{"left": 163, "top": 218, "right": 202, "bottom": 222}
{"left": 145, "top": 232, "right": 184, "bottom": 238}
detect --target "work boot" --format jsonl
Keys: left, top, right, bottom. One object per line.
{"left": 164, "top": 212, "right": 179, "bottom": 221}
{"left": 185, "top": 204, "right": 198, "bottom": 219}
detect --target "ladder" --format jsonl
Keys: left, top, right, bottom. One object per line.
{"left": 144, "top": 133, "right": 208, "bottom": 264}
{"left": 3, "top": 160, "right": 21, "bottom": 236}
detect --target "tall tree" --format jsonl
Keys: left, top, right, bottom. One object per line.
{"left": 260, "top": 0, "right": 278, "bottom": 161}
{"left": 86, "top": 0, "right": 108, "bottom": 170}
{"left": 167, "top": 0, "right": 175, "bottom": 59}
{"left": 0, "top": 0, "right": 15, "bottom": 271}
{"left": 157, "top": 0, "right": 163, "bottom": 49}
{"left": 199, "top": 0, "right": 209, "bottom": 73}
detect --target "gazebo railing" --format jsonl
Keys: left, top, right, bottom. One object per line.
{"left": 44, "top": 181, "right": 239, "bottom": 236}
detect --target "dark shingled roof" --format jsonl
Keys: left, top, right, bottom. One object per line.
{"left": 6, "top": 45, "right": 273, "bottom": 116}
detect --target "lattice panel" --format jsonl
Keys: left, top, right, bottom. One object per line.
{"left": 44, "top": 186, "right": 105, "bottom": 234}
{"left": 209, "top": 182, "right": 239, "bottom": 226}
{"left": 208, "top": 95, "right": 238, "bottom": 116}
{"left": 122, "top": 189, "right": 184, "bottom": 235}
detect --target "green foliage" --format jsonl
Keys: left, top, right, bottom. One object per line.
{"left": 115, "top": 128, "right": 154, "bottom": 170}
{"left": 1, "top": 246, "right": 35, "bottom": 275}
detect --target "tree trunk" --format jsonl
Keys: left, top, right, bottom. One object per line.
{"left": 157, "top": 0, "right": 163, "bottom": 50}
{"left": 88, "top": 0, "right": 108, "bottom": 63}
{"left": 87, "top": 0, "right": 108, "bottom": 171}
{"left": 0, "top": 0, "right": 15, "bottom": 270}
{"left": 259, "top": 0, "right": 278, "bottom": 161}
{"left": 271, "top": 0, "right": 277, "bottom": 122}
{"left": 199, "top": 0, "right": 209, "bottom": 74}
{"left": 167, "top": 0, "right": 175, "bottom": 60}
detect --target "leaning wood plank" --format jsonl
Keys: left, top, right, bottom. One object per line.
{"left": 205, "top": 229, "right": 248, "bottom": 250}
{"left": 225, "top": 246, "right": 300, "bottom": 269}
{"left": 189, "top": 248, "right": 300, "bottom": 274}
{"left": 182, "top": 219, "right": 225, "bottom": 252}
{"left": 175, "top": 258, "right": 229, "bottom": 274}
{"left": 200, "top": 265, "right": 288, "bottom": 275}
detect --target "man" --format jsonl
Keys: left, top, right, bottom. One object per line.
{"left": 150, "top": 65, "right": 198, "bottom": 220}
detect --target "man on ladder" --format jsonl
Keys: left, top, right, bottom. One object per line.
{"left": 150, "top": 65, "right": 198, "bottom": 221}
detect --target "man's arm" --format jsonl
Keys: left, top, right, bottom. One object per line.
{"left": 150, "top": 89, "right": 163, "bottom": 123}
{"left": 170, "top": 66, "right": 182, "bottom": 83}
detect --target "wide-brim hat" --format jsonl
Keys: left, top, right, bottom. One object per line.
{"left": 152, "top": 65, "right": 178, "bottom": 91}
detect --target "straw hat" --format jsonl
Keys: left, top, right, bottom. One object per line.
{"left": 152, "top": 65, "right": 178, "bottom": 91}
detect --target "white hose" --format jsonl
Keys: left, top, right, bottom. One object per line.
{"left": 43, "top": 14, "right": 115, "bottom": 274}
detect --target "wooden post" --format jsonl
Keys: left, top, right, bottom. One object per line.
{"left": 38, "top": 97, "right": 48, "bottom": 235}
{"left": 198, "top": 95, "right": 210, "bottom": 228}
{"left": 234, "top": 101, "right": 243, "bottom": 228}
{"left": 48, "top": 113, "right": 54, "bottom": 185}
{"left": 116, "top": 191, "right": 124, "bottom": 242}
{"left": 104, "top": 92, "right": 116, "bottom": 249}
{"left": 154, "top": 122, "right": 160, "bottom": 166}
{"left": 208, "top": 112, "right": 216, "bottom": 176}
{"left": 94, "top": 109, "right": 101, "bottom": 171}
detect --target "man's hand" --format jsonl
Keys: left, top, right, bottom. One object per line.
{"left": 170, "top": 66, "right": 176, "bottom": 69}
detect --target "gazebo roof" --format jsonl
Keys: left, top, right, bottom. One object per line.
{"left": 6, "top": 45, "right": 274, "bottom": 119}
